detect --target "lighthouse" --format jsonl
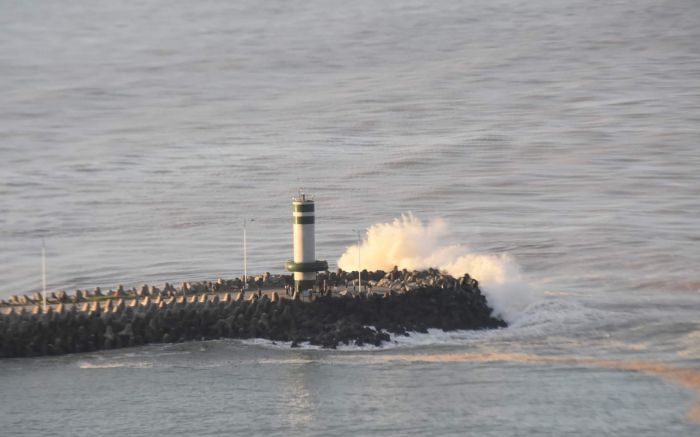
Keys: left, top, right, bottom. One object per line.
{"left": 285, "top": 192, "right": 328, "bottom": 293}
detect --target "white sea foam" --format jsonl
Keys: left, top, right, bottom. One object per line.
{"left": 337, "top": 213, "right": 539, "bottom": 323}
{"left": 78, "top": 360, "right": 153, "bottom": 369}
{"left": 264, "top": 300, "right": 615, "bottom": 351}
{"left": 241, "top": 338, "right": 322, "bottom": 350}
{"left": 257, "top": 358, "right": 316, "bottom": 365}
{"left": 239, "top": 327, "right": 502, "bottom": 352}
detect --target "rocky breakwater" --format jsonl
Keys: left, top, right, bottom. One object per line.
{"left": 0, "top": 269, "right": 506, "bottom": 357}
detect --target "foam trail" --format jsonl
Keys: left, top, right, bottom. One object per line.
{"left": 337, "top": 213, "right": 538, "bottom": 323}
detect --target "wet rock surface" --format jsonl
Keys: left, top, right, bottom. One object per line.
{"left": 0, "top": 269, "right": 506, "bottom": 357}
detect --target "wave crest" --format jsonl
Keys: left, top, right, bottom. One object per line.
{"left": 337, "top": 213, "right": 538, "bottom": 323}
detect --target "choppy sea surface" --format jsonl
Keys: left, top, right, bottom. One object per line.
{"left": 1, "top": 0, "right": 699, "bottom": 435}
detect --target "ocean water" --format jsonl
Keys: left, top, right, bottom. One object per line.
{"left": 1, "top": 0, "right": 699, "bottom": 435}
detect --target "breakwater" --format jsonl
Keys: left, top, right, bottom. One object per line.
{"left": 0, "top": 269, "right": 505, "bottom": 357}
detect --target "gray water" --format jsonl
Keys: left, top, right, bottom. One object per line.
{"left": 1, "top": 0, "right": 700, "bottom": 435}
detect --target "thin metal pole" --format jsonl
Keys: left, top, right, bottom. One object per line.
{"left": 243, "top": 218, "right": 254, "bottom": 290}
{"left": 41, "top": 240, "right": 47, "bottom": 312}
{"left": 356, "top": 230, "right": 362, "bottom": 293}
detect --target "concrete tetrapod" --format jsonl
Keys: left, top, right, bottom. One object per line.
{"left": 0, "top": 269, "right": 506, "bottom": 357}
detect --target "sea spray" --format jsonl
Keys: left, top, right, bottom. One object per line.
{"left": 337, "top": 213, "right": 538, "bottom": 323}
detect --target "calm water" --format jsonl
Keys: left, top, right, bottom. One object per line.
{"left": 1, "top": 0, "right": 699, "bottom": 435}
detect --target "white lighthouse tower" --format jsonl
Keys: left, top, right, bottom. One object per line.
{"left": 285, "top": 192, "right": 328, "bottom": 293}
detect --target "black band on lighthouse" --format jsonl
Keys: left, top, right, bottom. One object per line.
{"left": 293, "top": 204, "right": 314, "bottom": 212}
{"left": 285, "top": 260, "right": 328, "bottom": 272}
{"left": 293, "top": 216, "right": 315, "bottom": 224}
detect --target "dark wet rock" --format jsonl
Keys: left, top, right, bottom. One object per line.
{"left": 103, "top": 325, "right": 116, "bottom": 349}
{"left": 118, "top": 323, "right": 134, "bottom": 346}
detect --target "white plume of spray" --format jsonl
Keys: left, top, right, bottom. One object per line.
{"left": 337, "top": 214, "right": 537, "bottom": 323}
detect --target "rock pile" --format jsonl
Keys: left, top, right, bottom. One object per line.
{"left": 0, "top": 274, "right": 289, "bottom": 307}
{"left": 0, "top": 269, "right": 505, "bottom": 357}
{"left": 317, "top": 266, "right": 481, "bottom": 293}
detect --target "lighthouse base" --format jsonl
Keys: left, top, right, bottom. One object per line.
{"left": 285, "top": 259, "right": 329, "bottom": 294}
{"left": 294, "top": 279, "right": 316, "bottom": 294}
